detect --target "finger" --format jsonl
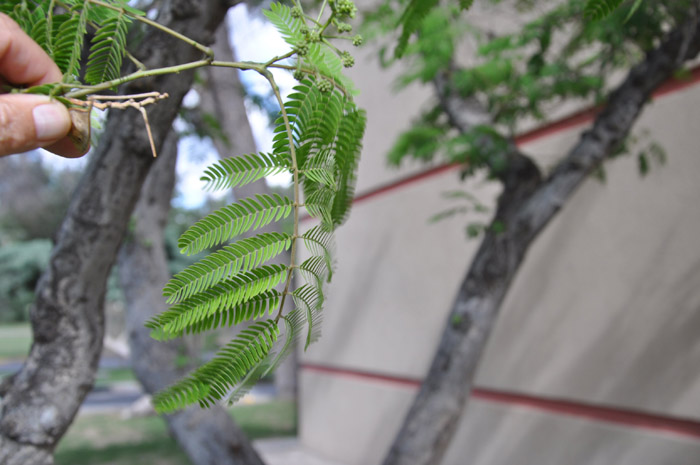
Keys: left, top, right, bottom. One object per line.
{"left": 0, "top": 13, "right": 63, "bottom": 86}
{"left": 0, "top": 94, "right": 75, "bottom": 157}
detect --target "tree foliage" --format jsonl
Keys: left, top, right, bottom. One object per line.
{"left": 366, "top": 0, "right": 691, "bottom": 184}
{"left": 2, "top": 0, "right": 366, "bottom": 413}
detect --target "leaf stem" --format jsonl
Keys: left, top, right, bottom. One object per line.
{"left": 65, "top": 59, "right": 211, "bottom": 98}
{"left": 316, "top": 0, "right": 329, "bottom": 24}
{"left": 264, "top": 50, "right": 296, "bottom": 67}
{"left": 264, "top": 70, "right": 299, "bottom": 323}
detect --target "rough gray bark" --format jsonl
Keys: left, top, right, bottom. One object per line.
{"left": 199, "top": 24, "right": 298, "bottom": 400}
{"left": 383, "top": 8, "right": 700, "bottom": 465}
{"left": 0, "top": 2, "right": 233, "bottom": 463}
{"left": 117, "top": 132, "right": 266, "bottom": 465}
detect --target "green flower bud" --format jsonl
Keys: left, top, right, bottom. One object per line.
{"left": 294, "top": 43, "right": 310, "bottom": 57}
{"left": 317, "top": 79, "right": 333, "bottom": 93}
{"left": 308, "top": 30, "right": 321, "bottom": 43}
{"left": 337, "top": 22, "right": 353, "bottom": 33}
{"left": 352, "top": 35, "right": 363, "bottom": 47}
{"left": 290, "top": 6, "right": 302, "bottom": 18}
{"left": 341, "top": 51, "right": 355, "bottom": 68}
{"left": 336, "top": 0, "right": 357, "bottom": 19}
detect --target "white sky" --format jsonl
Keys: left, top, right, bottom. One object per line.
{"left": 41, "top": 3, "right": 294, "bottom": 209}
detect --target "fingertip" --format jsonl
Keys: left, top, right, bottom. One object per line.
{"left": 33, "top": 101, "right": 71, "bottom": 142}
{"left": 0, "top": 94, "right": 88, "bottom": 158}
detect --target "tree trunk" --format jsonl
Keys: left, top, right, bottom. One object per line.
{"left": 0, "top": 2, "right": 233, "bottom": 463}
{"left": 117, "top": 132, "right": 266, "bottom": 465}
{"left": 199, "top": 24, "right": 298, "bottom": 400}
{"left": 382, "top": 9, "right": 700, "bottom": 465}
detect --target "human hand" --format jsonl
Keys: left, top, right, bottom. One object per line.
{"left": 0, "top": 13, "right": 87, "bottom": 158}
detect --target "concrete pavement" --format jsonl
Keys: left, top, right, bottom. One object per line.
{"left": 256, "top": 438, "right": 348, "bottom": 465}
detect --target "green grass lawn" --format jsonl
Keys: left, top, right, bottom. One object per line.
{"left": 55, "top": 400, "right": 297, "bottom": 465}
{"left": 0, "top": 324, "right": 31, "bottom": 360}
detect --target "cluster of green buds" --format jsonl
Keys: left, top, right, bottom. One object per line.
{"left": 289, "top": 0, "right": 362, "bottom": 91}
{"left": 330, "top": 0, "right": 358, "bottom": 19}
{"left": 340, "top": 51, "right": 354, "bottom": 68}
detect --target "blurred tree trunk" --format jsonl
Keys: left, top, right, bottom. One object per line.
{"left": 117, "top": 132, "right": 266, "bottom": 465}
{"left": 198, "top": 23, "right": 298, "bottom": 400}
{"left": 382, "top": 12, "right": 700, "bottom": 465}
{"left": 0, "top": 1, "right": 233, "bottom": 463}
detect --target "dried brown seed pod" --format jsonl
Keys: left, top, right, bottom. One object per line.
{"left": 66, "top": 100, "right": 92, "bottom": 154}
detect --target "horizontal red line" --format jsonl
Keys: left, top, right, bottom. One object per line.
{"left": 347, "top": 65, "right": 700, "bottom": 206}
{"left": 303, "top": 362, "right": 422, "bottom": 387}
{"left": 301, "top": 363, "right": 700, "bottom": 441}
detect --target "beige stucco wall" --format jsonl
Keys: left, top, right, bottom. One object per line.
{"left": 296, "top": 11, "right": 700, "bottom": 463}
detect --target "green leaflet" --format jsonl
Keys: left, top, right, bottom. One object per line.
{"left": 330, "top": 104, "right": 366, "bottom": 226}
{"left": 200, "top": 153, "right": 291, "bottom": 191}
{"left": 225, "top": 309, "right": 305, "bottom": 404}
{"left": 148, "top": 264, "right": 288, "bottom": 338}
{"left": 395, "top": 0, "right": 439, "bottom": 58}
{"left": 3, "top": 0, "right": 137, "bottom": 88}
{"left": 149, "top": 290, "right": 282, "bottom": 340}
{"left": 85, "top": 10, "right": 130, "bottom": 85}
{"left": 302, "top": 226, "right": 336, "bottom": 275}
{"left": 152, "top": 320, "right": 280, "bottom": 413}
{"left": 293, "top": 284, "right": 324, "bottom": 349}
{"left": 177, "top": 194, "right": 294, "bottom": 256}
{"left": 262, "top": 2, "right": 305, "bottom": 47}
{"left": 164, "top": 232, "right": 293, "bottom": 304}
{"left": 583, "top": 0, "right": 625, "bottom": 19}
{"left": 54, "top": 1, "right": 90, "bottom": 80}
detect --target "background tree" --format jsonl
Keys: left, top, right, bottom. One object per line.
{"left": 363, "top": 0, "right": 700, "bottom": 464}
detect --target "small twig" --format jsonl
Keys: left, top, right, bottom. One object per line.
{"left": 68, "top": 92, "right": 168, "bottom": 158}
{"left": 138, "top": 106, "right": 158, "bottom": 158}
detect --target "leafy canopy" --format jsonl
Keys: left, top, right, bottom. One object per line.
{"left": 365, "top": 0, "right": 689, "bottom": 181}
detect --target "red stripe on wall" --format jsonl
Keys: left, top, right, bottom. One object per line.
{"left": 302, "top": 363, "right": 700, "bottom": 441}
{"left": 348, "top": 65, "right": 700, "bottom": 207}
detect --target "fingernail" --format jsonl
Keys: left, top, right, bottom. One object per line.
{"left": 33, "top": 103, "right": 70, "bottom": 141}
